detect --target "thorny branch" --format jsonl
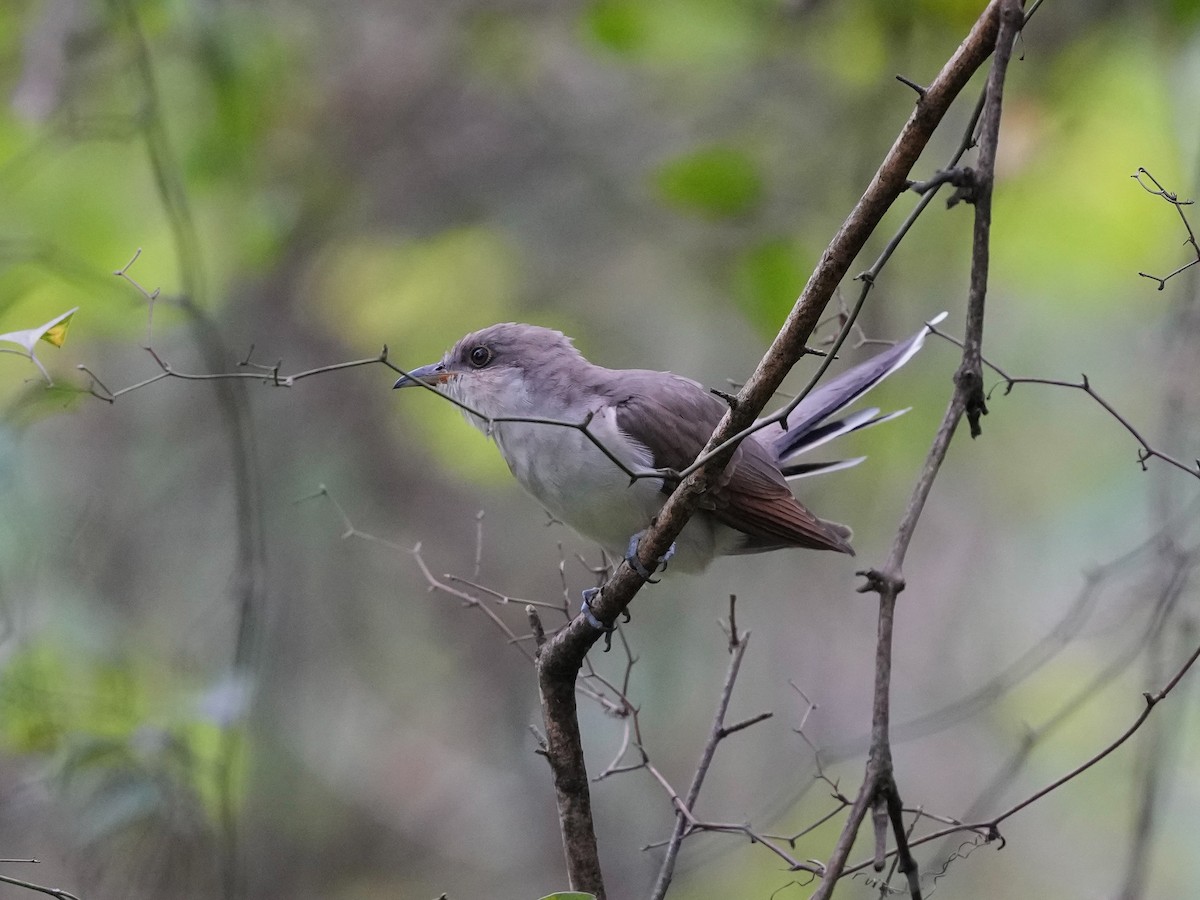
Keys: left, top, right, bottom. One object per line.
{"left": 926, "top": 322, "right": 1200, "bottom": 480}
{"left": 1133, "top": 168, "right": 1199, "bottom": 290}
{"left": 529, "top": 4, "right": 1021, "bottom": 897}
{"left": 585, "top": 606, "right": 824, "bottom": 882}
{"left": 91, "top": 252, "right": 681, "bottom": 489}
{"left": 628, "top": 679, "right": 865, "bottom": 883}
{"left": 310, "top": 486, "right": 633, "bottom": 717}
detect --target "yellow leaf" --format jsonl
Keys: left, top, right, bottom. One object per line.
{"left": 0, "top": 307, "right": 79, "bottom": 352}
{"left": 0, "top": 307, "right": 80, "bottom": 386}
{"left": 41, "top": 309, "right": 75, "bottom": 347}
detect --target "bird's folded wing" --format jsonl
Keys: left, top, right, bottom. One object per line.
{"left": 605, "top": 370, "right": 730, "bottom": 509}
{"left": 607, "top": 371, "right": 852, "bottom": 554}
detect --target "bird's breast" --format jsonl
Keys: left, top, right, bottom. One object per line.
{"left": 491, "top": 406, "right": 664, "bottom": 554}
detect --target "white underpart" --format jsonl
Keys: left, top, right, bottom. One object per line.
{"left": 444, "top": 368, "right": 739, "bottom": 571}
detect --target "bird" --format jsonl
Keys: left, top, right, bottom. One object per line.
{"left": 393, "top": 316, "right": 941, "bottom": 577}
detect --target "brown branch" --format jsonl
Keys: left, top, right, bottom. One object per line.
{"left": 532, "top": 5, "right": 1009, "bottom": 894}
{"left": 536, "top": 649, "right": 605, "bottom": 894}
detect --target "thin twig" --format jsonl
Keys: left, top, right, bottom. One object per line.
{"left": 927, "top": 324, "right": 1200, "bottom": 481}
{"left": 0, "top": 872, "right": 83, "bottom": 900}
{"left": 1132, "top": 168, "right": 1199, "bottom": 290}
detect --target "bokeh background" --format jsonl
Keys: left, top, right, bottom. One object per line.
{"left": 1, "top": 1, "right": 1199, "bottom": 898}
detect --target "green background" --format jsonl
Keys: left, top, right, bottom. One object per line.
{"left": 1, "top": 1, "right": 1198, "bottom": 898}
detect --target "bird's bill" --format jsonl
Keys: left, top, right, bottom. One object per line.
{"left": 393, "top": 362, "right": 453, "bottom": 389}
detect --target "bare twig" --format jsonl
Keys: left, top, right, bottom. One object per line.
{"left": 113, "top": 247, "right": 161, "bottom": 344}
{"left": 1132, "top": 168, "right": 1199, "bottom": 290}
{"left": 80, "top": 345, "right": 392, "bottom": 402}
{"left": 308, "top": 486, "right": 631, "bottom": 714}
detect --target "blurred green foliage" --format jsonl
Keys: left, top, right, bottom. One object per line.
{"left": 0, "top": 1, "right": 1197, "bottom": 898}
{"left": 654, "top": 145, "right": 764, "bottom": 218}
{"left": 309, "top": 226, "right": 522, "bottom": 482}
{"left": 993, "top": 34, "right": 1181, "bottom": 306}
{"left": 0, "top": 636, "right": 233, "bottom": 844}
{"left": 732, "top": 237, "right": 816, "bottom": 332}
{"left": 584, "top": 0, "right": 764, "bottom": 67}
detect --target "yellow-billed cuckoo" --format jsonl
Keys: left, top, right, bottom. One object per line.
{"left": 394, "top": 316, "right": 941, "bottom": 588}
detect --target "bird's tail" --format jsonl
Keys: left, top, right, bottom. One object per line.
{"left": 770, "top": 313, "right": 946, "bottom": 478}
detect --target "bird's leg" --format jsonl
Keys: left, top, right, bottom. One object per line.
{"left": 624, "top": 532, "right": 676, "bottom": 583}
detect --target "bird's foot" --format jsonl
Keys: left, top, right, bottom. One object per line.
{"left": 625, "top": 533, "right": 676, "bottom": 583}
{"left": 580, "top": 587, "right": 606, "bottom": 629}
{"left": 581, "top": 587, "right": 620, "bottom": 651}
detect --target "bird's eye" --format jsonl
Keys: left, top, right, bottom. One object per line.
{"left": 469, "top": 345, "right": 492, "bottom": 367}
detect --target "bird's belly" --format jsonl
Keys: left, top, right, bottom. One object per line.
{"left": 491, "top": 415, "right": 740, "bottom": 571}
{"left": 494, "top": 417, "right": 662, "bottom": 554}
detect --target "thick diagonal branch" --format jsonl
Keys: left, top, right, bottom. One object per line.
{"left": 532, "top": 4, "right": 1010, "bottom": 897}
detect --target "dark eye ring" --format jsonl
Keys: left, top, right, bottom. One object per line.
{"left": 469, "top": 345, "right": 492, "bottom": 367}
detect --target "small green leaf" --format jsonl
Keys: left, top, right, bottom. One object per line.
{"left": 654, "top": 146, "right": 762, "bottom": 219}
{"left": 732, "top": 238, "right": 812, "bottom": 335}
{"left": 582, "top": 0, "right": 761, "bottom": 66}
{"left": 584, "top": 0, "right": 646, "bottom": 54}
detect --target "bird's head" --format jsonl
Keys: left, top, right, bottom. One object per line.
{"left": 393, "top": 323, "right": 587, "bottom": 421}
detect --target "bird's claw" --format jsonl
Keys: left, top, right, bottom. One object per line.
{"left": 581, "top": 587, "right": 616, "bottom": 651}
{"left": 625, "top": 533, "right": 676, "bottom": 583}
{"left": 581, "top": 587, "right": 605, "bottom": 628}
